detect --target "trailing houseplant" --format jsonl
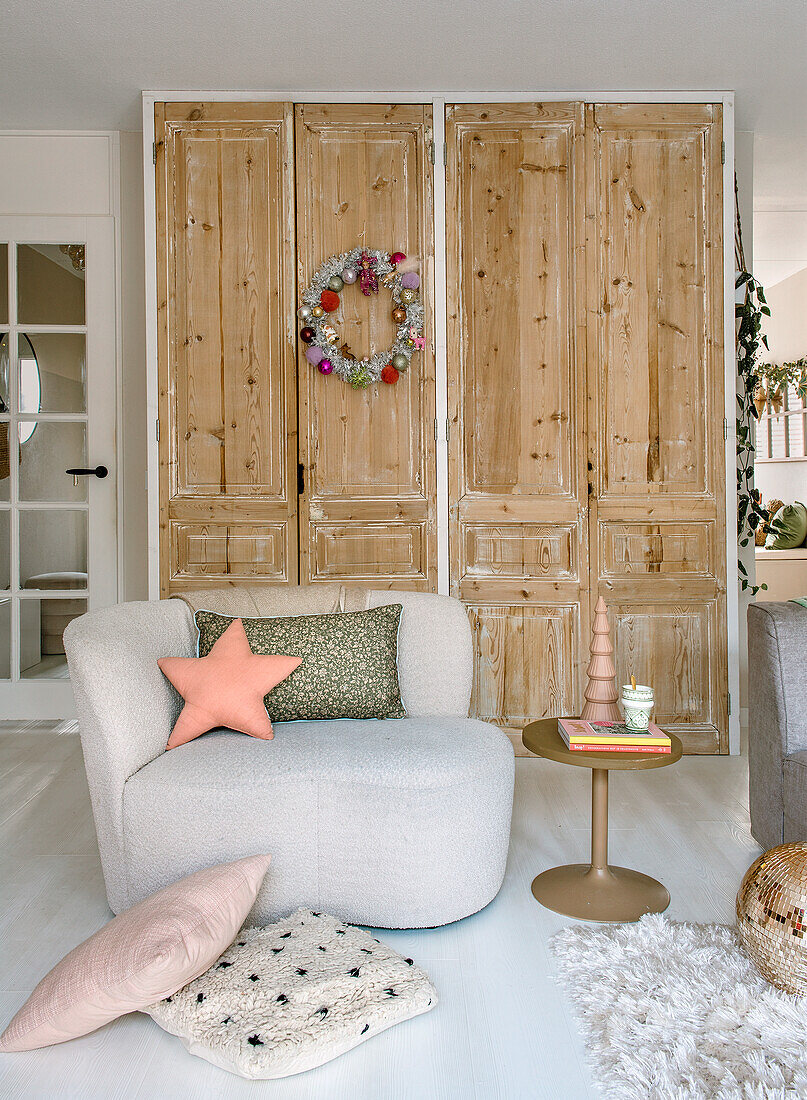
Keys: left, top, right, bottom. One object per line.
{"left": 734, "top": 181, "right": 770, "bottom": 594}
{"left": 756, "top": 357, "right": 807, "bottom": 408}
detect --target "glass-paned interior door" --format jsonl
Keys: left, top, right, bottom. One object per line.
{"left": 0, "top": 217, "right": 117, "bottom": 717}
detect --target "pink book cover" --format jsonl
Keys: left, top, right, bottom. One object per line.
{"left": 568, "top": 742, "right": 671, "bottom": 753}
{"left": 559, "top": 718, "right": 669, "bottom": 742}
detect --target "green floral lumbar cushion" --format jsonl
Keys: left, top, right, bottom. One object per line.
{"left": 194, "top": 604, "right": 406, "bottom": 722}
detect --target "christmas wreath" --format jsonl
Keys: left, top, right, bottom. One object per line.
{"left": 297, "top": 247, "right": 424, "bottom": 388}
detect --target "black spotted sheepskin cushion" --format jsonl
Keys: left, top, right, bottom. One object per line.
{"left": 144, "top": 909, "right": 436, "bottom": 1078}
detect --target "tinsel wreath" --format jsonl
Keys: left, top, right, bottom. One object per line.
{"left": 298, "top": 247, "right": 424, "bottom": 389}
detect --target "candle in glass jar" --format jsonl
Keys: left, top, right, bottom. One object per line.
{"left": 621, "top": 682, "right": 654, "bottom": 731}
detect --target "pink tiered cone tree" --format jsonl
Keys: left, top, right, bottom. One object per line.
{"left": 580, "top": 596, "right": 622, "bottom": 722}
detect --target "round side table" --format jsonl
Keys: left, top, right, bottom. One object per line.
{"left": 522, "top": 718, "right": 683, "bottom": 922}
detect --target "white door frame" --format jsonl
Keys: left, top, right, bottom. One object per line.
{"left": 0, "top": 215, "right": 118, "bottom": 717}
{"left": 142, "top": 88, "right": 739, "bottom": 754}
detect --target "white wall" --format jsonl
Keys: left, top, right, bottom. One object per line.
{"left": 753, "top": 211, "right": 807, "bottom": 291}
{"left": 756, "top": 461, "right": 806, "bottom": 505}
{"left": 756, "top": 458, "right": 807, "bottom": 506}
{"left": 760, "top": 264, "right": 807, "bottom": 358}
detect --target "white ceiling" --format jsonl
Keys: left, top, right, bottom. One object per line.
{"left": 2, "top": 0, "right": 806, "bottom": 208}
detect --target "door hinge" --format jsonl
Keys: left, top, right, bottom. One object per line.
{"left": 446, "top": 417, "right": 450, "bottom": 443}
{"left": 727, "top": 691, "right": 732, "bottom": 716}
{"left": 429, "top": 141, "right": 448, "bottom": 170}
{"left": 155, "top": 418, "right": 160, "bottom": 442}
{"left": 153, "top": 141, "right": 157, "bottom": 165}
{"left": 723, "top": 416, "right": 729, "bottom": 441}
{"left": 721, "top": 140, "right": 726, "bottom": 165}
{"left": 297, "top": 463, "right": 305, "bottom": 496}
{"left": 434, "top": 417, "right": 438, "bottom": 442}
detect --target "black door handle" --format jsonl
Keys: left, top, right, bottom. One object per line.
{"left": 65, "top": 465, "right": 108, "bottom": 479}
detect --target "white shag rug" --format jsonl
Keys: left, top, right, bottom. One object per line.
{"left": 145, "top": 909, "right": 436, "bottom": 1079}
{"left": 552, "top": 913, "right": 807, "bottom": 1100}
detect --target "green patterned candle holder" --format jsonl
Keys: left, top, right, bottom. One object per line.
{"left": 621, "top": 683, "right": 654, "bottom": 731}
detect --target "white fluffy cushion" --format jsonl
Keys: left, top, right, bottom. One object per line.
{"left": 144, "top": 909, "right": 437, "bottom": 1078}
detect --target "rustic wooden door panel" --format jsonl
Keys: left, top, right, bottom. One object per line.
{"left": 599, "top": 520, "right": 715, "bottom": 579}
{"left": 453, "top": 109, "right": 581, "bottom": 499}
{"left": 464, "top": 524, "right": 578, "bottom": 581}
{"left": 591, "top": 109, "right": 715, "bottom": 498}
{"left": 295, "top": 104, "right": 436, "bottom": 590}
{"left": 155, "top": 102, "right": 297, "bottom": 594}
{"left": 611, "top": 601, "right": 722, "bottom": 753}
{"left": 446, "top": 103, "right": 588, "bottom": 725}
{"left": 469, "top": 604, "right": 580, "bottom": 726}
{"left": 172, "top": 132, "right": 280, "bottom": 497}
{"left": 311, "top": 523, "right": 425, "bottom": 581}
{"left": 171, "top": 522, "right": 286, "bottom": 583}
{"left": 586, "top": 104, "right": 726, "bottom": 751}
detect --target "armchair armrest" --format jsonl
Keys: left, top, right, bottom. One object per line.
{"left": 747, "top": 601, "right": 807, "bottom": 850}
{"left": 64, "top": 599, "right": 195, "bottom": 911}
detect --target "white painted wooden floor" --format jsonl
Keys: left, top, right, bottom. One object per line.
{"left": 0, "top": 723, "right": 761, "bottom": 1100}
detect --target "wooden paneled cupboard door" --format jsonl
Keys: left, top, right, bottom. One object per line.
{"left": 155, "top": 103, "right": 298, "bottom": 595}
{"left": 295, "top": 105, "right": 437, "bottom": 590}
{"left": 445, "top": 104, "right": 590, "bottom": 728}
{"left": 446, "top": 102, "right": 727, "bottom": 752}
{"left": 586, "top": 104, "right": 727, "bottom": 752}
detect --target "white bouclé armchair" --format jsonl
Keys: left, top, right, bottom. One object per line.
{"left": 64, "top": 590, "right": 515, "bottom": 929}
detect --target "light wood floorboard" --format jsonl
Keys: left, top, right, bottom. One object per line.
{"left": 0, "top": 726, "right": 760, "bottom": 1099}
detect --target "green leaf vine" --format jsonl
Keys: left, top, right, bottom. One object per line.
{"left": 757, "top": 357, "right": 807, "bottom": 404}
{"left": 734, "top": 178, "right": 769, "bottom": 594}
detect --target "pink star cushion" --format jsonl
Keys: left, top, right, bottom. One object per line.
{"left": 158, "top": 618, "right": 302, "bottom": 750}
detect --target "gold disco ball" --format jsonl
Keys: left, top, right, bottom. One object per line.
{"left": 736, "top": 843, "right": 807, "bottom": 996}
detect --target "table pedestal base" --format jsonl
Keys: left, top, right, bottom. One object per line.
{"left": 531, "top": 863, "right": 670, "bottom": 923}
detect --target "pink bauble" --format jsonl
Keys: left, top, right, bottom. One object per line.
{"left": 306, "top": 345, "right": 324, "bottom": 366}
{"left": 318, "top": 359, "right": 333, "bottom": 375}
{"left": 401, "top": 272, "right": 420, "bottom": 289}
{"left": 390, "top": 251, "right": 406, "bottom": 265}
{"left": 341, "top": 267, "right": 357, "bottom": 284}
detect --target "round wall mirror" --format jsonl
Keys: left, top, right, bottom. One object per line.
{"left": 0, "top": 333, "right": 40, "bottom": 442}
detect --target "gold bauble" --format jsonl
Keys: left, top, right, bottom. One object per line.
{"left": 312, "top": 305, "right": 324, "bottom": 318}
{"left": 392, "top": 306, "right": 407, "bottom": 324}
{"left": 400, "top": 288, "right": 418, "bottom": 304}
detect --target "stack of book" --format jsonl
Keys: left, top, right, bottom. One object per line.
{"left": 558, "top": 718, "right": 671, "bottom": 754}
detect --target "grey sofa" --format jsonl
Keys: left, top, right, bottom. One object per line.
{"left": 747, "top": 601, "right": 807, "bottom": 849}
{"left": 64, "top": 590, "right": 515, "bottom": 929}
